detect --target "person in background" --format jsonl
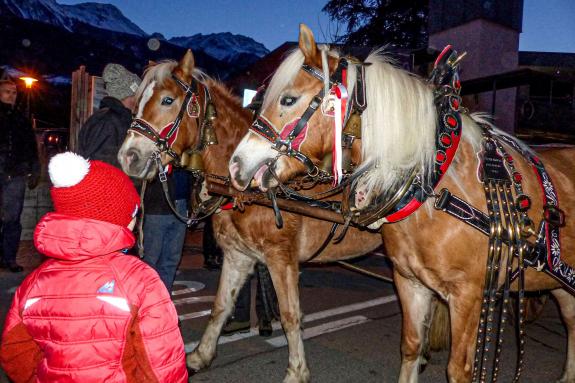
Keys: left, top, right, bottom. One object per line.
{"left": 202, "top": 216, "right": 223, "bottom": 270}
{"left": 0, "top": 79, "right": 40, "bottom": 273}
{"left": 0, "top": 152, "right": 187, "bottom": 382}
{"left": 222, "top": 263, "right": 278, "bottom": 337}
{"left": 142, "top": 167, "right": 190, "bottom": 294}
{"left": 77, "top": 63, "right": 141, "bottom": 168}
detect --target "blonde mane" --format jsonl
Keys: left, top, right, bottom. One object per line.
{"left": 357, "top": 49, "right": 438, "bottom": 192}
{"left": 136, "top": 60, "right": 209, "bottom": 102}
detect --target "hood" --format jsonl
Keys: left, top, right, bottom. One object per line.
{"left": 34, "top": 212, "right": 135, "bottom": 261}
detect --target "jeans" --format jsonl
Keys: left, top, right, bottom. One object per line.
{"left": 1, "top": 175, "right": 26, "bottom": 265}
{"left": 143, "top": 199, "right": 187, "bottom": 293}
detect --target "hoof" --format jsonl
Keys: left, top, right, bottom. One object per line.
{"left": 186, "top": 351, "right": 209, "bottom": 372}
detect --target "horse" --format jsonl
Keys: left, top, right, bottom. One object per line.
{"left": 116, "top": 50, "right": 400, "bottom": 382}
{"left": 228, "top": 24, "right": 575, "bottom": 382}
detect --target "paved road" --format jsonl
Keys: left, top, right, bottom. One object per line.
{"left": 0, "top": 239, "right": 569, "bottom": 382}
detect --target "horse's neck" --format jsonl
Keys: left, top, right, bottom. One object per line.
{"left": 202, "top": 82, "right": 252, "bottom": 176}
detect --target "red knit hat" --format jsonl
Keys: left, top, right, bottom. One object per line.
{"left": 49, "top": 152, "right": 140, "bottom": 227}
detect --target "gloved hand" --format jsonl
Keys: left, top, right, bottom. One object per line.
{"left": 27, "top": 173, "right": 40, "bottom": 190}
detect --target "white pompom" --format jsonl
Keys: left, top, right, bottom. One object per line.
{"left": 49, "top": 152, "right": 91, "bottom": 188}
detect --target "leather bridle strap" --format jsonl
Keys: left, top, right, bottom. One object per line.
{"left": 129, "top": 118, "right": 180, "bottom": 160}
{"left": 249, "top": 59, "right": 348, "bottom": 174}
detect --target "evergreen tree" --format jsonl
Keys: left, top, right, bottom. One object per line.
{"left": 323, "top": 0, "right": 428, "bottom": 49}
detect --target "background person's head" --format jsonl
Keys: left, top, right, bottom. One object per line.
{"left": 102, "top": 64, "right": 141, "bottom": 111}
{"left": 0, "top": 79, "right": 17, "bottom": 107}
{"left": 48, "top": 152, "right": 140, "bottom": 228}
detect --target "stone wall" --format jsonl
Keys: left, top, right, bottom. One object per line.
{"left": 21, "top": 182, "right": 52, "bottom": 240}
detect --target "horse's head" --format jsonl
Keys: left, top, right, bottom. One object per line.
{"left": 229, "top": 24, "right": 352, "bottom": 191}
{"left": 118, "top": 50, "right": 204, "bottom": 179}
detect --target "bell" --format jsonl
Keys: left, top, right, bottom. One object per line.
{"left": 320, "top": 153, "right": 333, "bottom": 174}
{"left": 205, "top": 102, "right": 217, "bottom": 120}
{"left": 341, "top": 148, "right": 353, "bottom": 174}
{"left": 343, "top": 112, "right": 362, "bottom": 139}
{"left": 202, "top": 122, "right": 218, "bottom": 146}
{"left": 186, "top": 151, "right": 205, "bottom": 171}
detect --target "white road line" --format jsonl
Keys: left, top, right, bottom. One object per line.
{"left": 173, "top": 296, "right": 215, "bottom": 306}
{"left": 265, "top": 315, "right": 370, "bottom": 348}
{"left": 172, "top": 287, "right": 202, "bottom": 296}
{"left": 172, "top": 281, "right": 206, "bottom": 295}
{"left": 184, "top": 294, "right": 397, "bottom": 352}
{"left": 303, "top": 295, "right": 397, "bottom": 322}
{"left": 180, "top": 309, "right": 212, "bottom": 321}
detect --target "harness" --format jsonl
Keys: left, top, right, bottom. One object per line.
{"left": 248, "top": 45, "right": 571, "bottom": 382}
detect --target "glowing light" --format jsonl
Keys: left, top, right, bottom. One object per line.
{"left": 19, "top": 76, "right": 38, "bottom": 89}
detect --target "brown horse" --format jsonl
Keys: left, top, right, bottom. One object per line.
{"left": 117, "top": 51, "right": 389, "bottom": 382}
{"left": 229, "top": 25, "right": 575, "bottom": 382}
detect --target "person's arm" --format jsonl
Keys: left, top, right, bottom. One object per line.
{"left": 121, "top": 261, "right": 188, "bottom": 382}
{"left": 21, "top": 117, "right": 40, "bottom": 188}
{"left": 0, "top": 285, "right": 43, "bottom": 383}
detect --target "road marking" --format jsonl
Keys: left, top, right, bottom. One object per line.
{"left": 266, "top": 315, "right": 370, "bottom": 348}
{"left": 180, "top": 309, "right": 212, "bottom": 322}
{"left": 172, "top": 280, "right": 205, "bottom": 295}
{"left": 184, "top": 294, "right": 397, "bottom": 352}
{"left": 173, "top": 296, "right": 215, "bottom": 306}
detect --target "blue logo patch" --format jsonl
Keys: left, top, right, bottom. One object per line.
{"left": 97, "top": 280, "right": 115, "bottom": 294}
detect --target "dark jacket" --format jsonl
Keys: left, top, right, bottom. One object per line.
{"left": 77, "top": 97, "right": 132, "bottom": 168}
{"left": 0, "top": 101, "right": 40, "bottom": 177}
{"left": 144, "top": 169, "right": 191, "bottom": 215}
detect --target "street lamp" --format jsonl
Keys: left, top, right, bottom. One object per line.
{"left": 19, "top": 76, "right": 38, "bottom": 118}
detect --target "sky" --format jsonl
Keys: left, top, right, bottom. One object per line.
{"left": 58, "top": 0, "right": 575, "bottom": 53}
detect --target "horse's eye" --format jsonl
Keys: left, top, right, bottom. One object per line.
{"left": 161, "top": 96, "right": 174, "bottom": 106}
{"left": 280, "top": 95, "right": 298, "bottom": 107}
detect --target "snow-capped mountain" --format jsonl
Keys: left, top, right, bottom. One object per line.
{"left": 0, "top": 0, "right": 146, "bottom": 36}
{"left": 170, "top": 32, "right": 269, "bottom": 63}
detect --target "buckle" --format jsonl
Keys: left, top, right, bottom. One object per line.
{"left": 309, "top": 96, "right": 322, "bottom": 110}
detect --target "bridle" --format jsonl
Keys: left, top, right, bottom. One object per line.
{"left": 129, "top": 73, "right": 208, "bottom": 165}
{"left": 128, "top": 72, "right": 222, "bottom": 225}
{"left": 249, "top": 58, "right": 353, "bottom": 176}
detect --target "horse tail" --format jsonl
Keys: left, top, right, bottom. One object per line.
{"left": 429, "top": 299, "right": 450, "bottom": 351}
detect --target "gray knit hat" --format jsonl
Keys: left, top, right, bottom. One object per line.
{"left": 102, "top": 63, "right": 141, "bottom": 100}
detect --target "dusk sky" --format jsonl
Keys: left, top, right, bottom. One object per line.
{"left": 58, "top": 0, "right": 575, "bottom": 53}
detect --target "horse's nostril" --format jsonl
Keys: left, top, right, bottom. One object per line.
{"left": 127, "top": 149, "right": 140, "bottom": 164}
{"left": 231, "top": 155, "right": 241, "bottom": 166}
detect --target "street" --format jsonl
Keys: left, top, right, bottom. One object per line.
{"left": 0, "top": 231, "right": 569, "bottom": 382}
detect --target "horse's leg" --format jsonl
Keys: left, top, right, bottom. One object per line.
{"left": 266, "top": 257, "right": 309, "bottom": 383}
{"left": 395, "top": 271, "right": 434, "bottom": 383}
{"left": 552, "top": 289, "right": 575, "bottom": 383}
{"left": 446, "top": 287, "right": 482, "bottom": 383}
{"left": 186, "top": 250, "right": 256, "bottom": 371}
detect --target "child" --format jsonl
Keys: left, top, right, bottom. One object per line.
{"left": 0, "top": 152, "right": 188, "bottom": 382}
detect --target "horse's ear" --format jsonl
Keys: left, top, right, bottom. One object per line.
{"left": 178, "top": 49, "right": 195, "bottom": 78}
{"left": 299, "top": 24, "right": 318, "bottom": 63}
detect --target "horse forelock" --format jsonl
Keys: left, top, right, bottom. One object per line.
{"left": 135, "top": 60, "right": 210, "bottom": 113}
{"left": 356, "top": 49, "right": 437, "bottom": 193}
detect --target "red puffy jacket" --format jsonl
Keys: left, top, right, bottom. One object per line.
{"left": 0, "top": 213, "right": 188, "bottom": 382}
